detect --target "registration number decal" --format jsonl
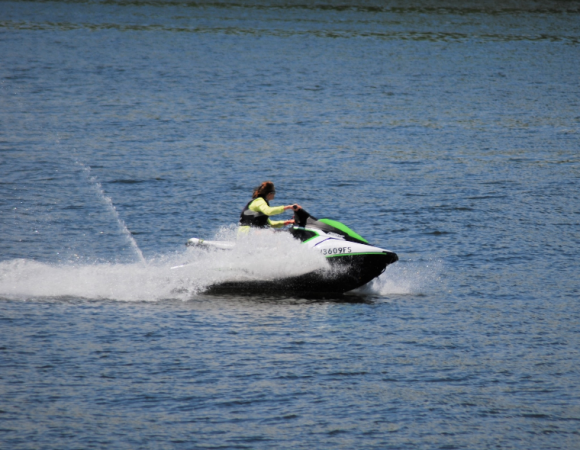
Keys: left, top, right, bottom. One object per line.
{"left": 321, "top": 247, "right": 352, "bottom": 256}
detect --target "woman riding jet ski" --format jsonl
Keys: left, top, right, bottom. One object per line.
{"left": 185, "top": 183, "right": 398, "bottom": 295}
{"left": 238, "top": 181, "right": 299, "bottom": 233}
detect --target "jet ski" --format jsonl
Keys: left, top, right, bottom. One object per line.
{"left": 185, "top": 208, "right": 398, "bottom": 295}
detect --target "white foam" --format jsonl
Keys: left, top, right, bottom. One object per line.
{"left": 354, "top": 259, "right": 443, "bottom": 296}
{"left": 0, "top": 228, "right": 329, "bottom": 302}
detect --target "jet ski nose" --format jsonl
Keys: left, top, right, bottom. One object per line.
{"left": 384, "top": 251, "right": 399, "bottom": 265}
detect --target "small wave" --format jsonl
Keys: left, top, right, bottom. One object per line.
{"left": 108, "top": 179, "right": 147, "bottom": 184}
{"left": 424, "top": 230, "right": 453, "bottom": 236}
{"left": 1, "top": 21, "right": 577, "bottom": 44}
{"left": 13, "top": 1, "right": 579, "bottom": 14}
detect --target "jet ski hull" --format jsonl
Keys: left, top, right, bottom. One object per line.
{"left": 187, "top": 208, "right": 399, "bottom": 296}
{"left": 205, "top": 251, "right": 398, "bottom": 296}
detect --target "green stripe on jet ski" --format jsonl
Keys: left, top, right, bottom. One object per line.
{"left": 319, "top": 219, "right": 369, "bottom": 244}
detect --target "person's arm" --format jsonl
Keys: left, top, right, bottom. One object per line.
{"left": 251, "top": 197, "right": 285, "bottom": 216}
{"left": 268, "top": 218, "right": 287, "bottom": 228}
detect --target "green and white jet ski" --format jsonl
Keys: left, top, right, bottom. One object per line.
{"left": 185, "top": 208, "right": 398, "bottom": 295}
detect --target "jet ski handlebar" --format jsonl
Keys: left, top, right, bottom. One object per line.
{"left": 292, "top": 207, "right": 317, "bottom": 228}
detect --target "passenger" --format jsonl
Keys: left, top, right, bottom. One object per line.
{"left": 238, "top": 181, "right": 301, "bottom": 233}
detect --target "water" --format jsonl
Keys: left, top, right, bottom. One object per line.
{"left": 1, "top": 1, "right": 579, "bottom": 448}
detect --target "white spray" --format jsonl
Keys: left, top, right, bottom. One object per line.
{"left": 0, "top": 228, "right": 330, "bottom": 302}
{"left": 78, "top": 162, "right": 146, "bottom": 263}
{"left": 355, "top": 259, "right": 443, "bottom": 296}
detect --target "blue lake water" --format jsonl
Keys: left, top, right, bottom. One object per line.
{"left": 1, "top": 1, "right": 579, "bottom": 448}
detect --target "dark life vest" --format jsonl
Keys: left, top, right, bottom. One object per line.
{"left": 239, "top": 198, "right": 270, "bottom": 228}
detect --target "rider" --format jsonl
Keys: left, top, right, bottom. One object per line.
{"left": 238, "top": 181, "right": 300, "bottom": 233}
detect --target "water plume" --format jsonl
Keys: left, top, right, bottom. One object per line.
{"left": 78, "top": 162, "right": 145, "bottom": 264}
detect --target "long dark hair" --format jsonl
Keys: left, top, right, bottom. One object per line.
{"left": 252, "top": 181, "right": 275, "bottom": 199}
